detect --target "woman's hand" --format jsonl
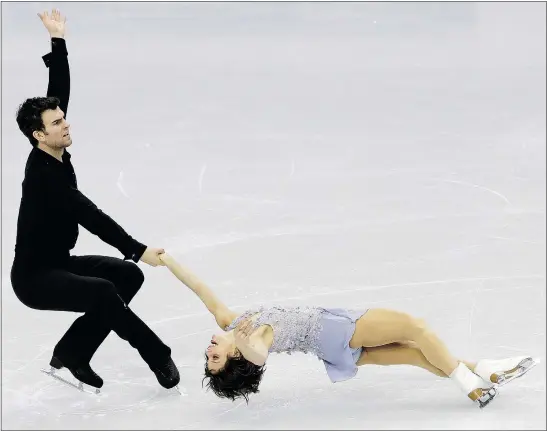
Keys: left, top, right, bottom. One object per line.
{"left": 234, "top": 319, "right": 269, "bottom": 366}
{"left": 158, "top": 252, "right": 175, "bottom": 267}
{"left": 234, "top": 319, "right": 254, "bottom": 346}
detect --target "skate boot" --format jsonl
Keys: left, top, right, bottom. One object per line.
{"left": 474, "top": 356, "right": 539, "bottom": 386}
{"left": 150, "top": 356, "right": 180, "bottom": 391}
{"left": 40, "top": 356, "right": 103, "bottom": 394}
{"left": 450, "top": 362, "right": 498, "bottom": 409}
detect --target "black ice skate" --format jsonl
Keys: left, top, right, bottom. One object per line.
{"left": 40, "top": 356, "right": 103, "bottom": 394}
{"left": 150, "top": 356, "right": 181, "bottom": 393}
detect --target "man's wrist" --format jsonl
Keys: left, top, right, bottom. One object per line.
{"left": 133, "top": 243, "right": 148, "bottom": 262}
{"left": 50, "top": 34, "right": 65, "bottom": 39}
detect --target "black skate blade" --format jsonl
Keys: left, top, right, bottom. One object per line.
{"left": 40, "top": 367, "right": 101, "bottom": 395}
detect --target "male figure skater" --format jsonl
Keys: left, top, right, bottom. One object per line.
{"left": 10, "top": 9, "right": 179, "bottom": 391}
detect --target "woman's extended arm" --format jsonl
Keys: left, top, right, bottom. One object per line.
{"left": 159, "top": 253, "right": 238, "bottom": 329}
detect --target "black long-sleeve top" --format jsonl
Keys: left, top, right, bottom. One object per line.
{"left": 13, "top": 38, "right": 147, "bottom": 268}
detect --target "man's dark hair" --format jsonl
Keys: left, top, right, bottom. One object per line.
{"left": 16, "top": 96, "right": 60, "bottom": 147}
{"left": 202, "top": 352, "right": 266, "bottom": 403}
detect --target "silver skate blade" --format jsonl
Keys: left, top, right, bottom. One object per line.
{"left": 170, "top": 385, "right": 187, "bottom": 397}
{"left": 496, "top": 357, "right": 540, "bottom": 387}
{"left": 477, "top": 386, "right": 499, "bottom": 409}
{"left": 40, "top": 367, "right": 101, "bottom": 395}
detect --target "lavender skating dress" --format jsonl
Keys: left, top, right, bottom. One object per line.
{"left": 224, "top": 306, "right": 368, "bottom": 383}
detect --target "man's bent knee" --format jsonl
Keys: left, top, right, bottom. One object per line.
{"left": 94, "top": 280, "right": 123, "bottom": 306}
{"left": 121, "top": 261, "right": 145, "bottom": 288}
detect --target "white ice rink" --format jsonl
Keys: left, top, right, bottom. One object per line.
{"left": 2, "top": 2, "right": 546, "bottom": 429}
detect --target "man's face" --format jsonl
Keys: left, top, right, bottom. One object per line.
{"left": 34, "top": 107, "right": 72, "bottom": 149}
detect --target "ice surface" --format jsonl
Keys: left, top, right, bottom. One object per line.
{"left": 2, "top": 2, "right": 545, "bottom": 429}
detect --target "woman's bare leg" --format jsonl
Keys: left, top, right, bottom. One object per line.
{"left": 350, "top": 309, "right": 497, "bottom": 406}
{"left": 350, "top": 309, "right": 460, "bottom": 375}
{"left": 357, "top": 342, "right": 477, "bottom": 378}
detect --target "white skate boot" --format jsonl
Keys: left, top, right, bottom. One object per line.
{"left": 474, "top": 356, "right": 539, "bottom": 386}
{"left": 450, "top": 362, "right": 498, "bottom": 409}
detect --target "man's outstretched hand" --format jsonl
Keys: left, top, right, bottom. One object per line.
{"left": 38, "top": 9, "right": 66, "bottom": 39}
{"left": 140, "top": 247, "right": 166, "bottom": 267}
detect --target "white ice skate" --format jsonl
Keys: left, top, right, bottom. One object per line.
{"left": 450, "top": 362, "right": 499, "bottom": 409}
{"left": 467, "top": 385, "right": 498, "bottom": 409}
{"left": 474, "top": 356, "right": 540, "bottom": 387}
{"left": 40, "top": 365, "right": 101, "bottom": 395}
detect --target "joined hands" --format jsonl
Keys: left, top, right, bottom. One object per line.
{"left": 140, "top": 247, "right": 166, "bottom": 267}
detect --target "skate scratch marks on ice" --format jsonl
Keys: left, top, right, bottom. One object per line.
{"left": 490, "top": 236, "right": 544, "bottom": 245}
{"left": 169, "top": 329, "right": 212, "bottom": 341}
{"left": 467, "top": 281, "right": 482, "bottom": 346}
{"left": 496, "top": 345, "right": 530, "bottom": 353}
{"left": 176, "top": 400, "right": 245, "bottom": 430}
{"left": 440, "top": 179, "right": 511, "bottom": 206}
{"left": 199, "top": 164, "right": 206, "bottom": 194}
{"left": 149, "top": 274, "right": 544, "bottom": 326}
{"left": 2, "top": 345, "right": 50, "bottom": 384}
{"left": 117, "top": 171, "right": 129, "bottom": 198}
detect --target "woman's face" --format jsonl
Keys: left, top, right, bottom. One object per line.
{"left": 206, "top": 331, "right": 236, "bottom": 373}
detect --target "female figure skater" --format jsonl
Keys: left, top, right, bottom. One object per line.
{"left": 159, "top": 253, "right": 537, "bottom": 408}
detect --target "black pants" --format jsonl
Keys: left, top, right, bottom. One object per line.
{"left": 10, "top": 255, "right": 171, "bottom": 368}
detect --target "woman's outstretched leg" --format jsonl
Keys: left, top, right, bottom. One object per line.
{"left": 350, "top": 309, "right": 460, "bottom": 375}
{"left": 357, "top": 341, "right": 477, "bottom": 378}
{"left": 350, "top": 309, "right": 497, "bottom": 407}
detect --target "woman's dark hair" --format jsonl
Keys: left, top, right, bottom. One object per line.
{"left": 16, "top": 96, "right": 60, "bottom": 147}
{"left": 202, "top": 351, "right": 266, "bottom": 403}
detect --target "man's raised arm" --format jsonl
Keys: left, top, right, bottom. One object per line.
{"left": 39, "top": 9, "right": 70, "bottom": 116}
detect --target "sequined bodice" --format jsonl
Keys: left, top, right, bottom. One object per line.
{"left": 225, "top": 306, "right": 325, "bottom": 356}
